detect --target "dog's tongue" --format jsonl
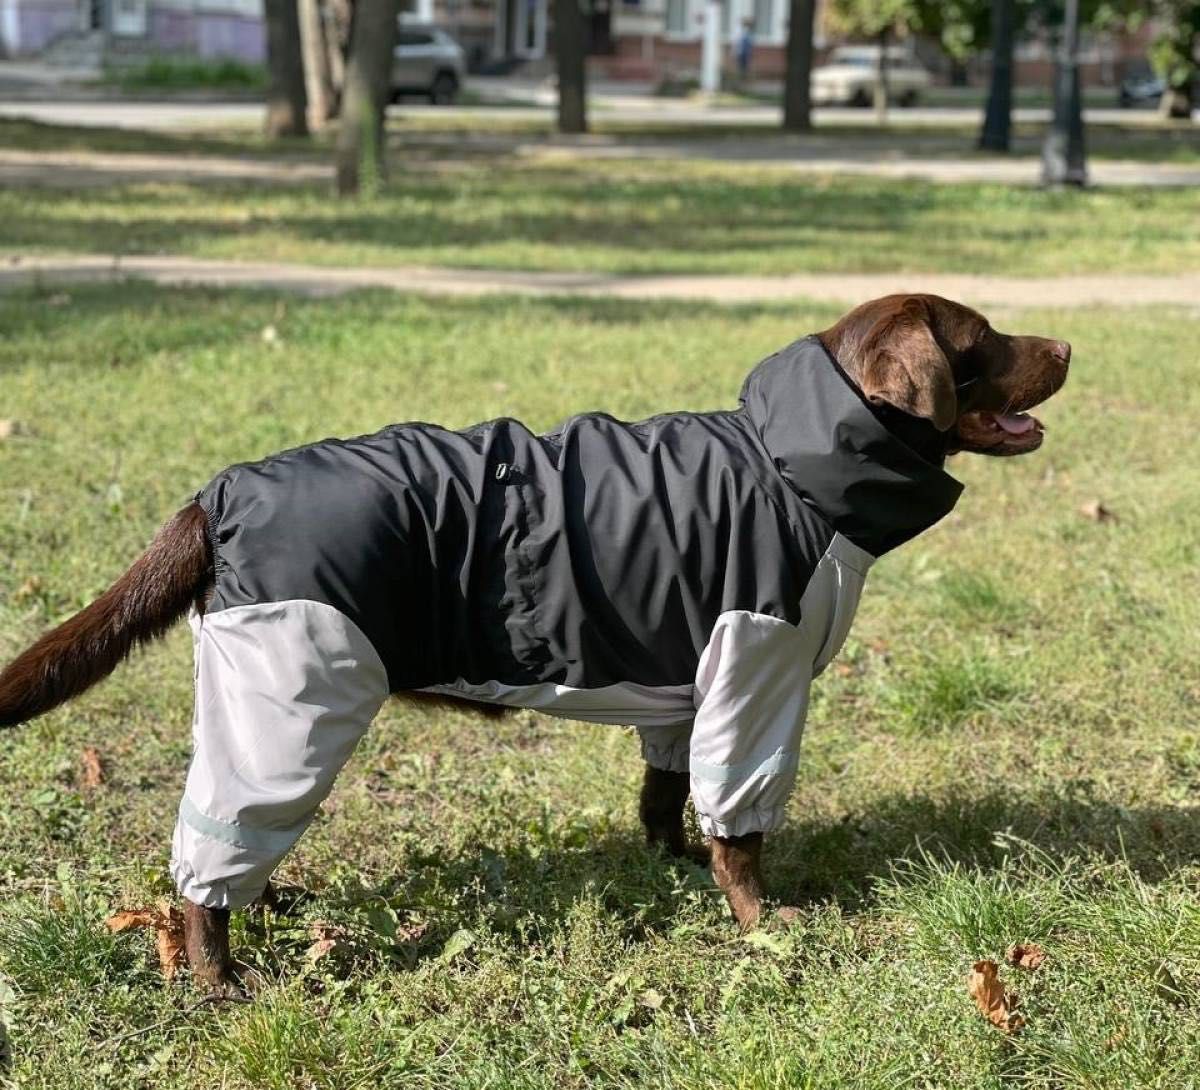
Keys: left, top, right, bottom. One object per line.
{"left": 994, "top": 412, "right": 1036, "bottom": 435}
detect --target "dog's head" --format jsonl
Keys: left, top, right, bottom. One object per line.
{"left": 818, "top": 294, "right": 1070, "bottom": 457}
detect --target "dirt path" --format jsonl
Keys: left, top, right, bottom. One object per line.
{"left": 4, "top": 253, "right": 1199, "bottom": 308}
{"left": 3, "top": 143, "right": 1200, "bottom": 189}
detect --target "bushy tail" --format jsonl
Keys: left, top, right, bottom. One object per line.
{"left": 0, "top": 503, "right": 212, "bottom": 728}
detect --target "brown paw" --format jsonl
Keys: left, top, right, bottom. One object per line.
{"left": 775, "top": 905, "right": 802, "bottom": 925}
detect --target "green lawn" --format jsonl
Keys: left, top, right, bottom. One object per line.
{"left": 1, "top": 284, "right": 1198, "bottom": 1087}
{"left": 3, "top": 155, "right": 1200, "bottom": 277}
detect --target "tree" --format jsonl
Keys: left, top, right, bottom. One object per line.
{"left": 826, "top": 0, "right": 921, "bottom": 120}
{"left": 298, "top": 0, "right": 337, "bottom": 129}
{"left": 335, "top": 0, "right": 398, "bottom": 196}
{"left": 555, "top": 0, "right": 588, "bottom": 133}
{"left": 979, "top": 0, "right": 1016, "bottom": 149}
{"left": 1149, "top": 1, "right": 1200, "bottom": 118}
{"left": 264, "top": 0, "right": 309, "bottom": 137}
{"left": 782, "top": 0, "right": 817, "bottom": 131}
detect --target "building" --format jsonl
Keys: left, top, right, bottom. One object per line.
{"left": 1, "top": 0, "right": 263, "bottom": 61}
{"left": 1, "top": 0, "right": 1154, "bottom": 91}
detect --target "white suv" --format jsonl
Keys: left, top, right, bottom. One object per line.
{"left": 391, "top": 25, "right": 466, "bottom": 105}
{"left": 812, "top": 45, "right": 931, "bottom": 107}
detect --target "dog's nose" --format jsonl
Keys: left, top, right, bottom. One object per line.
{"left": 1051, "top": 340, "right": 1072, "bottom": 363}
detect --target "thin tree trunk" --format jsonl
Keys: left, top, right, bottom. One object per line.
{"left": 555, "top": 0, "right": 588, "bottom": 133}
{"left": 873, "top": 26, "right": 890, "bottom": 123}
{"left": 264, "top": 0, "right": 309, "bottom": 137}
{"left": 979, "top": 0, "right": 1014, "bottom": 151}
{"left": 1156, "top": 12, "right": 1198, "bottom": 120}
{"left": 326, "top": 0, "right": 352, "bottom": 112}
{"left": 299, "top": 0, "right": 335, "bottom": 129}
{"left": 782, "top": 0, "right": 815, "bottom": 132}
{"left": 336, "top": 0, "right": 398, "bottom": 196}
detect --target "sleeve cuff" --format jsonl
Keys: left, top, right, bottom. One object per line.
{"left": 695, "top": 803, "right": 787, "bottom": 839}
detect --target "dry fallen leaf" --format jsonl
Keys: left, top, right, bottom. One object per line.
{"left": 968, "top": 959, "right": 1024, "bottom": 1033}
{"left": 0, "top": 420, "right": 17, "bottom": 441}
{"left": 1006, "top": 943, "right": 1046, "bottom": 971}
{"left": 105, "top": 901, "right": 187, "bottom": 980}
{"left": 79, "top": 746, "right": 106, "bottom": 788}
{"left": 305, "top": 921, "right": 346, "bottom": 963}
{"left": 1080, "top": 500, "right": 1117, "bottom": 523}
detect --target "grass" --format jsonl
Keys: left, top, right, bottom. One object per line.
{"left": 2, "top": 150, "right": 1200, "bottom": 276}
{"left": 100, "top": 57, "right": 267, "bottom": 94}
{"left": 1, "top": 284, "right": 1199, "bottom": 1086}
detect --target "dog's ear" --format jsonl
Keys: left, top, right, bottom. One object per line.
{"left": 857, "top": 303, "right": 957, "bottom": 432}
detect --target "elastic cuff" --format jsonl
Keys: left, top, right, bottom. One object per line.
{"left": 170, "top": 858, "right": 268, "bottom": 911}
{"left": 695, "top": 803, "right": 786, "bottom": 839}
{"left": 638, "top": 724, "right": 693, "bottom": 774}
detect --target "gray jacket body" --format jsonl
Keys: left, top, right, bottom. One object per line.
{"left": 171, "top": 337, "right": 964, "bottom": 909}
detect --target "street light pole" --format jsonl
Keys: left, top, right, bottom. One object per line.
{"left": 701, "top": 0, "right": 722, "bottom": 96}
{"left": 1041, "top": 0, "right": 1087, "bottom": 186}
{"left": 979, "top": 0, "right": 1014, "bottom": 152}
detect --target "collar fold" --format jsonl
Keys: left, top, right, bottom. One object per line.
{"left": 739, "top": 336, "right": 964, "bottom": 557}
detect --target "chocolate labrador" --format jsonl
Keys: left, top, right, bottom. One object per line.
{"left": 0, "top": 293, "right": 1069, "bottom": 993}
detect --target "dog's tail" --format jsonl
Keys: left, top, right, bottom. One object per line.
{"left": 0, "top": 502, "right": 212, "bottom": 729}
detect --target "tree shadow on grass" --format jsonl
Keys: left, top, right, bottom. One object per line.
{"left": 278, "top": 786, "right": 1200, "bottom": 976}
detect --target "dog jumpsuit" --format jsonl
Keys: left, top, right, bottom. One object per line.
{"left": 171, "top": 336, "right": 964, "bottom": 909}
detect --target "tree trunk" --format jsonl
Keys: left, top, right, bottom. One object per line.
{"left": 1155, "top": 10, "right": 1198, "bottom": 120}
{"left": 264, "top": 0, "right": 309, "bottom": 137}
{"left": 873, "top": 26, "right": 890, "bottom": 123}
{"left": 781, "top": 0, "right": 815, "bottom": 132}
{"left": 299, "top": 0, "right": 336, "bottom": 129}
{"left": 979, "top": 0, "right": 1014, "bottom": 151}
{"left": 555, "top": 0, "right": 588, "bottom": 133}
{"left": 335, "top": 0, "right": 398, "bottom": 196}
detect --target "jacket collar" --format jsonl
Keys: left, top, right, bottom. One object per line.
{"left": 739, "top": 335, "right": 964, "bottom": 557}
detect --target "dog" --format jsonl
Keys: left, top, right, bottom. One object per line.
{"left": 0, "top": 294, "right": 1069, "bottom": 993}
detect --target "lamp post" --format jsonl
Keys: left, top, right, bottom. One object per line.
{"left": 979, "top": 0, "right": 1014, "bottom": 152}
{"left": 701, "top": 0, "right": 722, "bottom": 95}
{"left": 1041, "top": 0, "right": 1087, "bottom": 186}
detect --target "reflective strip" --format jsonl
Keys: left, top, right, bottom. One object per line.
{"left": 179, "top": 797, "right": 306, "bottom": 856}
{"left": 689, "top": 749, "right": 799, "bottom": 784}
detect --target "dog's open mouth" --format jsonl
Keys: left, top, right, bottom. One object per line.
{"left": 954, "top": 410, "right": 1045, "bottom": 455}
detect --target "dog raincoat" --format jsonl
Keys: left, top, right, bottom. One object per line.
{"left": 171, "top": 336, "right": 964, "bottom": 908}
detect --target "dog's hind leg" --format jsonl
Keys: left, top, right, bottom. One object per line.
{"left": 171, "top": 600, "right": 390, "bottom": 992}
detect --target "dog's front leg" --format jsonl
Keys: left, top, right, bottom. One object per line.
{"left": 639, "top": 765, "right": 710, "bottom": 864}
{"left": 183, "top": 901, "right": 237, "bottom": 995}
{"left": 710, "top": 833, "right": 766, "bottom": 928}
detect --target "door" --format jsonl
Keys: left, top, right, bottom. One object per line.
{"left": 111, "top": 0, "right": 147, "bottom": 36}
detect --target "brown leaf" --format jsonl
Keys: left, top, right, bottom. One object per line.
{"left": 14, "top": 575, "right": 41, "bottom": 600}
{"left": 1079, "top": 500, "right": 1117, "bottom": 523}
{"left": 154, "top": 899, "right": 187, "bottom": 981}
{"left": 105, "top": 908, "right": 157, "bottom": 933}
{"left": 968, "top": 959, "right": 1024, "bottom": 1033}
{"left": 104, "top": 901, "right": 187, "bottom": 980}
{"left": 305, "top": 921, "right": 347, "bottom": 963}
{"left": 79, "top": 746, "right": 106, "bottom": 788}
{"left": 1006, "top": 943, "right": 1046, "bottom": 971}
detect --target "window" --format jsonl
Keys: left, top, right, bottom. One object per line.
{"left": 665, "top": 0, "right": 690, "bottom": 36}
{"left": 752, "top": 0, "right": 772, "bottom": 39}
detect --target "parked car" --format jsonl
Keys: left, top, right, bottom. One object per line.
{"left": 1118, "top": 69, "right": 1166, "bottom": 108}
{"left": 811, "top": 45, "right": 931, "bottom": 107}
{"left": 392, "top": 24, "right": 466, "bottom": 105}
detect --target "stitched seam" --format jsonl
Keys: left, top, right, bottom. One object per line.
{"left": 689, "top": 750, "right": 800, "bottom": 784}
{"left": 179, "top": 797, "right": 307, "bottom": 855}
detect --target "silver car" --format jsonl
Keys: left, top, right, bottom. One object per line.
{"left": 391, "top": 24, "right": 465, "bottom": 105}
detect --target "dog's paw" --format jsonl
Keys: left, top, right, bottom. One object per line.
{"left": 774, "top": 905, "right": 803, "bottom": 926}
